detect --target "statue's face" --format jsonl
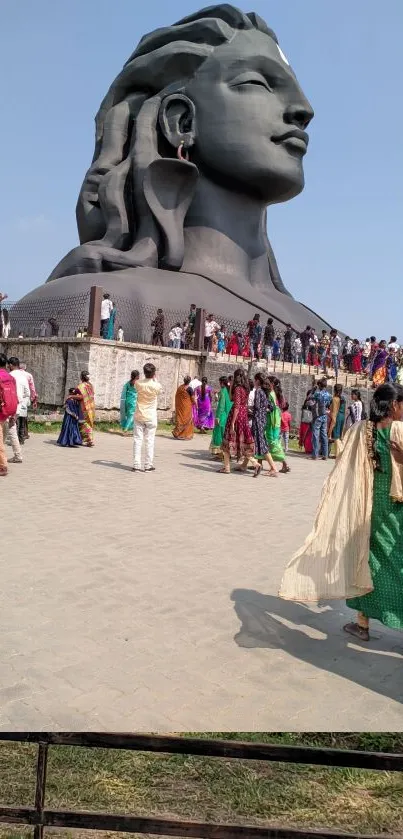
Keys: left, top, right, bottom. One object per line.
{"left": 185, "top": 29, "right": 314, "bottom": 203}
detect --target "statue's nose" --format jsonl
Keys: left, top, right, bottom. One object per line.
{"left": 284, "top": 99, "right": 314, "bottom": 130}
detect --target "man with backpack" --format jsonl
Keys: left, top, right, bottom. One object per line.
{"left": 308, "top": 378, "right": 331, "bottom": 461}
{"left": 0, "top": 353, "right": 21, "bottom": 475}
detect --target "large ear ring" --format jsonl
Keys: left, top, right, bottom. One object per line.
{"left": 158, "top": 93, "right": 196, "bottom": 157}
{"left": 143, "top": 158, "right": 198, "bottom": 270}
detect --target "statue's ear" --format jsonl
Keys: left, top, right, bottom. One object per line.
{"left": 158, "top": 93, "right": 196, "bottom": 152}
{"left": 143, "top": 158, "right": 198, "bottom": 270}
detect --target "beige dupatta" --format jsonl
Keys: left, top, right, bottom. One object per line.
{"left": 279, "top": 421, "right": 403, "bottom": 602}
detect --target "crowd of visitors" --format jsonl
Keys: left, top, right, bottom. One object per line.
{"left": 2, "top": 331, "right": 401, "bottom": 643}
{"left": 2, "top": 283, "right": 402, "bottom": 386}
{"left": 171, "top": 369, "right": 291, "bottom": 476}
{"left": 0, "top": 350, "right": 98, "bottom": 475}
{"left": 145, "top": 308, "right": 403, "bottom": 393}
{"left": 3, "top": 277, "right": 402, "bottom": 641}
{"left": 0, "top": 342, "right": 374, "bottom": 479}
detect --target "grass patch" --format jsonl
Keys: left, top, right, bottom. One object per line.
{"left": 0, "top": 734, "right": 402, "bottom": 838}
{"left": 27, "top": 421, "right": 178, "bottom": 436}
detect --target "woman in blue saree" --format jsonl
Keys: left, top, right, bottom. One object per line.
{"left": 106, "top": 303, "right": 117, "bottom": 340}
{"left": 57, "top": 388, "right": 83, "bottom": 447}
{"left": 120, "top": 370, "right": 139, "bottom": 432}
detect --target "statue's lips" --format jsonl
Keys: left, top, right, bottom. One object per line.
{"left": 272, "top": 129, "right": 309, "bottom": 155}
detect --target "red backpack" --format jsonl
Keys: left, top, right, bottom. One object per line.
{"left": 0, "top": 374, "right": 18, "bottom": 420}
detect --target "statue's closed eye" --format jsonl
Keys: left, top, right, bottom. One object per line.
{"left": 238, "top": 79, "right": 271, "bottom": 90}
{"left": 230, "top": 73, "right": 273, "bottom": 93}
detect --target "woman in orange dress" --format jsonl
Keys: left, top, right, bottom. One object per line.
{"left": 77, "top": 370, "right": 96, "bottom": 446}
{"left": 172, "top": 376, "right": 195, "bottom": 440}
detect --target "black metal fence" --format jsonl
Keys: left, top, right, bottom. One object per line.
{"left": 1, "top": 294, "right": 91, "bottom": 339}
{"left": 1, "top": 294, "right": 288, "bottom": 348}
{"left": 0, "top": 733, "right": 401, "bottom": 839}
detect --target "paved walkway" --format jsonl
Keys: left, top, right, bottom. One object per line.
{"left": 1, "top": 432, "right": 402, "bottom": 731}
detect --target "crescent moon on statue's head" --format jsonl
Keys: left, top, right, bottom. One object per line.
{"left": 277, "top": 44, "right": 290, "bottom": 66}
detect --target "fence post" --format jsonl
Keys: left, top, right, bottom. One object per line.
{"left": 34, "top": 742, "right": 48, "bottom": 839}
{"left": 194, "top": 308, "right": 205, "bottom": 352}
{"left": 87, "top": 286, "right": 103, "bottom": 338}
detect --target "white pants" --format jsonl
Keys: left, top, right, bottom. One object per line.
{"left": 0, "top": 419, "right": 22, "bottom": 469}
{"left": 133, "top": 421, "right": 157, "bottom": 469}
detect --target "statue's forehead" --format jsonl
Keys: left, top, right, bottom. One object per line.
{"left": 194, "top": 28, "right": 295, "bottom": 81}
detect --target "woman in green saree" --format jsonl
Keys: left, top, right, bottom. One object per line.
{"left": 265, "top": 376, "right": 290, "bottom": 473}
{"left": 106, "top": 303, "right": 117, "bottom": 339}
{"left": 210, "top": 376, "right": 232, "bottom": 457}
{"left": 120, "top": 370, "right": 139, "bottom": 433}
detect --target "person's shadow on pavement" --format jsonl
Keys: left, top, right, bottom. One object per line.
{"left": 230, "top": 589, "right": 403, "bottom": 705}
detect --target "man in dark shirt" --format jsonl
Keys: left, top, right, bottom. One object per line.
{"left": 283, "top": 324, "right": 293, "bottom": 362}
{"left": 300, "top": 325, "right": 312, "bottom": 364}
{"left": 151, "top": 309, "right": 165, "bottom": 346}
{"left": 247, "top": 313, "right": 262, "bottom": 359}
{"left": 48, "top": 317, "right": 59, "bottom": 337}
{"left": 186, "top": 303, "right": 197, "bottom": 348}
{"left": 263, "top": 317, "right": 275, "bottom": 361}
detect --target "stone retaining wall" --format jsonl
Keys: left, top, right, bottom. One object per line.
{"left": 0, "top": 338, "right": 199, "bottom": 420}
{"left": 204, "top": 357, "right": 372, "bottom": 424}
{"left": 0, "top": 338, "right": 372, "bottom": 423}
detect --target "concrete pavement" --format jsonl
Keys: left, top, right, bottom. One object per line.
{"left": 1, "top": 431, "right": 402, "bottom": 730}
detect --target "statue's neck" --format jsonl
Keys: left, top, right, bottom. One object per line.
{"left": 181, "top": 176, "right": 271, "bottom": 290}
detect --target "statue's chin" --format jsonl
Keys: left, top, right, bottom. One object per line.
{"left": 258, "top": 173, "right": 305, "bottom": 205}
{"left": 220, "top": 169, "right": 304, "bottom": 205}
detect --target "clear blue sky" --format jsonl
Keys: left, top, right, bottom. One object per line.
{"left": 1, "top": 0, "right": 402, "bottom": 338}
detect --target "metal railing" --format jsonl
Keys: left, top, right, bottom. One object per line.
{"left": 1, "top": 292, "right": 289, "bottom": 347}
{"left": 0, "top": 733, "right": 401, "bottom": 839}
{"left": 1, "top": 293, "right": 91, "bottom": 339}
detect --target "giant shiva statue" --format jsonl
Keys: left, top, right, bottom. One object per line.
{"left": 21, "top": 5, "right": 330, "bottom": 332}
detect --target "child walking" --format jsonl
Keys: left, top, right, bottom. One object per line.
{"left": 281, "top": 401, "right": 292, "bottom": 453}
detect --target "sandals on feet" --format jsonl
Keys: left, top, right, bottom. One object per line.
{"left": 218, "top": 467, "right": 230, "bottom": 474}
{"left": 343, "top": 622, "right": 370, "bottom": 642}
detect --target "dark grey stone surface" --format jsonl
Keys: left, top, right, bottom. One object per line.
{"left": 20, "top": 4, "right": 331, "bottom": 333}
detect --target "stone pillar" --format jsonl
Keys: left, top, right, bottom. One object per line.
{"left": 87, "top": 286, "right": 103, "bottom": 338}
{"left": 194, "top": 308, "right": 205, "bottom": 352}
